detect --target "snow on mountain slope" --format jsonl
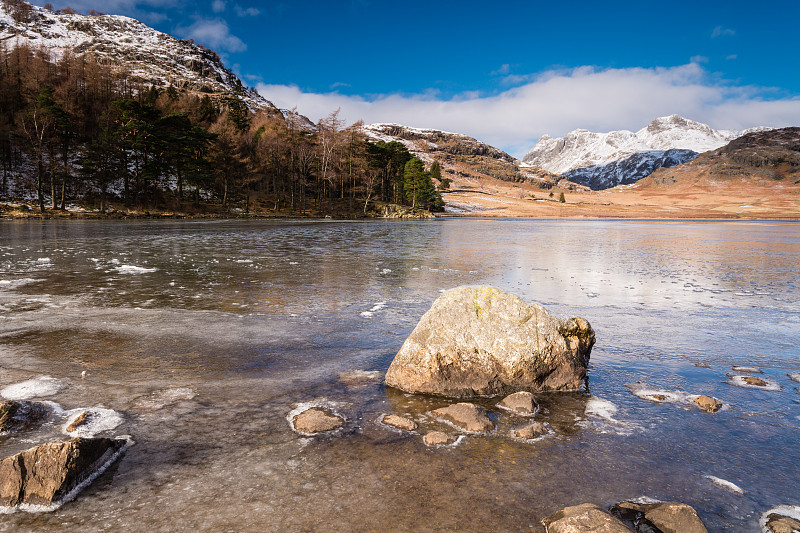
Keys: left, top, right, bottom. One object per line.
{"left": 0, "top": 2, "right": 273, "bottom": 112}
{"left": 522, "top": 115, "right": 770, "bottom": 190}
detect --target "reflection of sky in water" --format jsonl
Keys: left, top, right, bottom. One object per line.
{"left": 0, "top": 219, "right": 799, "bottom": 531}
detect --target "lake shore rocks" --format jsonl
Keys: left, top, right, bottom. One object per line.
{"left": 291, "top": 407, "right": 343, "bottom": 434}
{"left": 0, "top": 400, "right": 48, "bottom": 434}
{"left": 385, "top": 286, "right": 595, "bottom": 397}
{"left": 0, "top": 437, "right": 127, "bottom": 508}
{"left": 380, "top": 414, "right": 417, "bottom": 431}
{"left": 543, "top": 503, "right": 631, "bottom": 533}
{"left": 743, "top": 376, "right": 768, "bottom": 387}
{"left": 498, "top": 391, "right": 538, "bottom": 415}
{"left": 513, "top": 422, "right": 549, "bottom": 440}
{"left": 764, "top": 512, "right": 800, "bottom": 533}
{"left": 693, "top": 395, "right": 722, "bottom": 413}
{"left": 423, "top": 431, "right": 455, "bottom": 446}
{"left": 611, "top": 499, "right": 708, "bottom": 533}
{"left": 431, "top": 403, "right": 494, "bottom": 433}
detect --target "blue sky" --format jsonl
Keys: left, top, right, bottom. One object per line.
{"left": 38, "top": 0, "right": 800, "bottom": 156}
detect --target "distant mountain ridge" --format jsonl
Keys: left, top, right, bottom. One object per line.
{"left": 522, "top": 115, "right": 770, "bottom": 190}
{"left": 0, "top": 2, "right": 273, "bottom": 112}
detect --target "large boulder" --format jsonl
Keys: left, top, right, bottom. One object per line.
{"left": 385, "top": 286, "right": 595, "bottom": 397}
{"left": 0, "top": 437, "right": 127, "bottom": 507}
{"left": 543, "top": 503, "right": 632, "bottom": 533}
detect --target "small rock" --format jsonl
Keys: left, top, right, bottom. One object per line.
{"left": 694, "top": 363, "right": 711, "bottom": 369}
{"left": 292, "top": 408, "right": 343, "bottom": 434}
{"left": 0, "top": 400, "right": 48, "bottom": 434}
{"left": 66, "top": 411, "right": 90, "bottom": 433}
{"left": 498, "top": 391, "right": 539, "bottom": 415}
{"left": 743, "top": 376, "right": 768, "bottom": 387}
{"left": 513, "top": 422, "right": 549, "bottom": 440}
{"left": 787, "top": 372, "right": 800, "bottom": 384}
{"left": 0, "top": 437, "right": 127, "bottom": 507}
{"left": 694, "top": 395, "right": 722, "bottom": 413}
{"left": 648, "top": 394, "right": 667, "bottom": 402}
{"left": 543, "top": 503, "right": 632, "bottom": 533}
{"left": 423, "top": 431, "right": 455, "bottom": 446}
{"left": 612, "top": 500, "right": 708, "bottom": 533}
{"left": 431, "top": 403, "right": 494, "bottom": 433}
{"left": 765, "top": 513, "right": 800, "bottom": 533}
{"left": 381, "top": 414, "right": 417, "bottom": 431}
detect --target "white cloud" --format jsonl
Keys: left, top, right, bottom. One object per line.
{"left": 175, "top": 18, "right": 246, "bottom": 53}
{"left": 712, "top": 26, "right": 736, "bottom": 38}
{"left": 257, "top": 63, "right": 800, "bottom": 158}
{"left": 234, "top": 5, "right": 259, "bottom": 16}
{"left": 211, "top": 0, "right": 225, "bottom": 13}
{"left": 726, "top": 54, "right": 738, "bottom": 60}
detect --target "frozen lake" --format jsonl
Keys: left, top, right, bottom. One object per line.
{"left": 1, "top": 218, "right": 799, "bottom": 531}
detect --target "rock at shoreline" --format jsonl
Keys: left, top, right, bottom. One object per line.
{"left": 498, "top": 391, "right": 539, "bottom": 415}
{"left": 423, "top": 431, "right": 455, "bottom": 446}
{"left": 694, "top": 395, "right": 722, "bottom": 413}
{"left": 543, "top": 503, "right": 631, "bottom": 533}
{"left": 0, "top": 400, "right": 48, "bottom": 434}
{"left": 66, "top": 411, "right": 90, "bottom": 433}
{"left": 513, "top": 422, "right": 549, "bottom": 440}
{"left": 381, "top": 414, "right": 417, "bottom": 431}
{"left": 788, "top": 372, "right": 800, "bottom": 383}
{"left": 743, "top": 376, "right": 768, "bottom": 387}
{"left": 765, "top": 513, "right": 800, "bottom": 533}
{"left": 385, "top": 286, "right": 595, "bottom": 397}
{"left": 292, "top": 408, "right": 344, "bottom": 434}
{"left": 612, "top": 500, "right": 708, "bottom": 533}
{"left": 0, "top": 437, "right": 126, "bottom": 507}
{"left": 431, "top": 403, "right": 494, "bottom": 433}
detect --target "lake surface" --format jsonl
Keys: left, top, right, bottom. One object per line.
{"left": 0, "top": 219, "right": 798, "bottom": 532}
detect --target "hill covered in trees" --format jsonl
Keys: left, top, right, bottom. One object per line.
{"left": 0, "top": 1, "right": 444, "bottom": 217}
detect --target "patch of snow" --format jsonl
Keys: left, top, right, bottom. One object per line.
{"left": 704, "top": 475, "right": 744, "bottom": 494}
{"left": 63, "top": 407, "right": 123, "bottom": 437}
{"left": 115, "top": 264, "right": 157, "bottom": 274}
{"left": 726, "top": 375, "right": 781, "bottom": 391}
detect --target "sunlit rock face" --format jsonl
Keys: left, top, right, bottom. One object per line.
{"left": 385, "top": 286, "right": 595, "bottom": 398}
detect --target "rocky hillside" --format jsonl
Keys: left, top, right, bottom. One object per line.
{"left": 522, "top": 115, "right": 768, "bottom": 190}
{"left": 640, "top": 127, "right": 800, "bottom": 189}
{"left": 363, "top": 123, "right": 572, "bottom": 189}
{"left": 0, "top": 1, "right": 274, "bottom": 112}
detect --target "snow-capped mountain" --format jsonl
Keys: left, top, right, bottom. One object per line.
{"left": 0, "top": 2, "right": 273, "bottom": 112}
{"left": 522, "top": 115, "right": 769, "bottom": 190}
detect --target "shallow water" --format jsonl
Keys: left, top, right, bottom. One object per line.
{"left": 0, "top": 219, "right": 798, "bottom": 532}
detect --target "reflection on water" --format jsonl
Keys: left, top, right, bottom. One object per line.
{"left": 0, "top": 219, "right": 799, "bottom": 531}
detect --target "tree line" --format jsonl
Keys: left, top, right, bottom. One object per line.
{"left": 0, "top": 42, "right": 445, "bottom": 216}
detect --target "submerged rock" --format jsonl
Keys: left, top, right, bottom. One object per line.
{"left": 0, "top": 400, "right": 49, "bottom": 434}
{"left": 694, "top": 395, "right": 722, "bottom": 413}
{"left": 612, "top": 499, "right": 708, "bottom": 533}
{"left": 380, "top": 414, "right": 417, "bottom": 431}
{"left": 385, "top": 286, "right": 595, "bottom": 397}
{"left": 732, "top": 366, "right": 763, "bottom": 374}
{"left": 423, "top": 431, "right": 455, "bottom": 446}
{"left": 498, "top": 391, "right": 539, "bottom": 415}
{"left": 543, "top": 503, "right": 631, "bottom": 533}
{"left": 0, "top": 437, "right": 127, "bottom": 507}
{"left": 292, "top": 407, "right": 343, "bottom": 434}
{"left": 431, "top": 403, "right": 494, "bottom": 433}
{"left": 513, "top": 422, "right": 549, "bottom": 440}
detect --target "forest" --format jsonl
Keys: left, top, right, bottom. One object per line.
{"left": 0, "top": 41, "right": 445, "bottom": 217}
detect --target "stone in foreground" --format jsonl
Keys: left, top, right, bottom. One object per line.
{"left": 385, "top": 286, "right": 595, "bottom": 397}
{"left": 543, "top": 503, "right": 632, "bottom": 533}
{"left": 513, "top": 422, "right": 549, "bottom": 440}
{"left": 0, "top": 400, "right": 48, "bottom": 434}
{"left": 381, "top": 414, "right": 417, "bottom": 431}
{"left": 694, "top": 395, "right": 722, "bottom": 413}
{"left": 743, "top": 376, "right": 768, "bottom": 387}
{"left": 612, "top": 500, "right": 708, "bottom": 533}
{"left": 423, "top": 431, "right": 455, "bottom": 446}
{"left": 498, "top": 391, "right": 539, "bottom": 415}
{"left": 431, "top": 403, "right": 494, "bottom": 433}
{"left": 292, "top": 408, "right": 344, "bottom": 434}
{"left": 765, "top": 513, "right": 800, "bottom": 533}
{"left": 0, "top": 437, "right": 126, "bottom": 507}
